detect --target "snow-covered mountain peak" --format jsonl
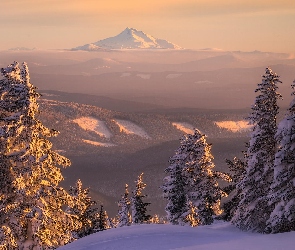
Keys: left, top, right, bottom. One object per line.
{"left": 72, "top": 28, "right": 183, "bottom": 50}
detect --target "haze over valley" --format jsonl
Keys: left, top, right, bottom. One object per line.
{"left": 1, "top": 18, "right": 295, "bottom": 248}
{"left": 1, "top": 28, "right": 294, "bottom": 216}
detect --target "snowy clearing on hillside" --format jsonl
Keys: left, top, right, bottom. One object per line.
{"left": 195, "top": 80, "right": 213, "bottom": 84}
{"left": 166, "top": 73, "right": 182, "bottom": 79}
{"left": 73, "top": 117, "right": 112, "bottom": 139}
{"left": 120, "top": 72, "right": 131, "bottom": 77}
{"left": 82, "top": 139, "right": 116, "bottom": 147}
{"left": 215, "top": 120, "right": 252, "bottom": 132}
{"left": 58, "top": 221, "right": 295, "bottom": 250}
{"left": 172, "top": 122, "right": 195, "bottom": 135}
{"left": 137, "top": 74, "right": 151, "bottom": 79}
{"left": 113, "top": 119, "right": 150, "bottom": 139}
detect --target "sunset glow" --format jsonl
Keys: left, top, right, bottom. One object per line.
{"left": 1, "top": 0, "right": 294, "bottom": 52}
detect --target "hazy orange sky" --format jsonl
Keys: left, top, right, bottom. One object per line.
{"left": 1, "top": 0, "right": 294, "bottom": 52}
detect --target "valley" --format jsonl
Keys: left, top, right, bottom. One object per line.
{"left": 39, "top": 91, "right": 249, "bottom": 216}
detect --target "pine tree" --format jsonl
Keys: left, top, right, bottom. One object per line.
{"left": 266, "top": 80, "right": 295, "bottom": 233}
{"left": 117, "top": 184, "right": 131, "bottom": 227}
{"left": 162, "top": 137, "right": 189, "bottom": 225}
{"left": 131, "top": 173, "right": 151, "bottom": 224}
{"left": 183, "top": 129, "right": 228, "bottom": 225}
{"left": 222, "top": 157, "right": 246, "bottom": 221}
{"left": 163, "top": 130, "right": 228, "bottom": 226}
{"left": 98, "top": 205, "right": 110, "bottom": 231}
{"left": 232, "top": 67, "right": 282, "bottom": 232}
{"left": 0, "top": 62, "right": 78, "bottom": 249}
{"left": 68, "top": 179, "right": 99, "bottom": 238}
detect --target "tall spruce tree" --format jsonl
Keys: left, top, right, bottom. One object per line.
{"left": 131, "top": 173, "right": 151, "bottom": 224}
{"left": 68, "top": 179, "right": 99, "bottom": 238}
{"left": 266, "top": 80, "right": 295, "bottom": 233}
{"left": 232, "top": 67, "right": 282, "bottom": 232}
{"left": 117, "top": 184, "right": 131, "bottom": 227}
{"left": 0, "top": 62, "right": 78, "bottom": 249}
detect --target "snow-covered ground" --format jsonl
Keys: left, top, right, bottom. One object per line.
{"left": 215, "top": 120, "right": 252, "bottom": 132}
{"left": 82, "top": 139, "right": 116, "bottom": 147}
{"left": 73, "top": 117, "right": 112, "bottom": 139}
{"left": 172, "top": 122, "right": 195, "bottom": 135}
{"left": 113, "top": 119, "right": 151, "bottom": 139}
{"left": 58, "top": 221, "right": 295, "bottom": 250}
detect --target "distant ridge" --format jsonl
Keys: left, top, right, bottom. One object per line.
{"left": 72, "top": 27, "right": 183, "bottom": 50}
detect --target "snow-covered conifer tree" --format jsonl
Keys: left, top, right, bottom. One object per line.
{"left": 232, "top": 67, "right": 282, "bottom": 232}
{"left": 183, "top": 200, "right": 200, "bottom": 227}
{"left": 222, "top": 157, "right": 246, "bottom": 221}
{"left": 162, "top": 135, "right": 190, "bottom": 225}
{"left": 266, "top": 80, "right": 295, "bottom": 233}
{"left": 184, "top": 129, "right": 228, "bottom": 225}
{"left": 98, "top": 205, "right": 110, "bottom": 231}
{"left": 68, "top": 179, "right": 99, "bottom": 238}
{"left": 163, "top": 130, "right": 228, "bottom": 226}
{"left": 117, "top": 184, "right": 131, "bottom": 227}
{"left": 131, "top": 173, "right": 151, "bottom": 224}
{"left": 0, "top": 62, "right": 78, "bottom": 249}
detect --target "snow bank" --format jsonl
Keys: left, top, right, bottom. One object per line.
{"left": 113, "top": 119, "right": 151, "bottom": 139}
{"left": 172, "top": 122, "right": 195, "bottom": 134}
{"left": 82, "top": 139, "right": 115, "bottom": 147}
{"left": 215, "top": 120, "right": 252, "bottom": 132}
{"left": 58, "top": 222, "right": 295, "bottom": 250}
{"left": 73, "top": 117, "right": 112, "bottom": 139}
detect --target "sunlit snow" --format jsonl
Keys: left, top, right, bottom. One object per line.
{"left": 82, "top": 139, "right": 116, "bottom": 147}
{"left": 215, "top": 120, "right": 252, "bottom": 132}
{"left": 113, "top": 119, "right": 151, "bottom": 139}
{"left": 172, "top": 122, "right": 195, "bottom": 134}
{"left": 58, "top": 222, "right": 295, "bottom": 250}
{"left": 73, "top": 27, "right": 183, "bottom": 50}
{"left": 73, "top": 117, "right": 112, "bottom": 139}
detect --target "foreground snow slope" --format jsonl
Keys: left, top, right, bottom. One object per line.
{"left": 58, "top": 221, "right": 295, "bottom": 250}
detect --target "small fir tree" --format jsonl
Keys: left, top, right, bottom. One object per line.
{"left": 232, "top": 67, "right": 282, "bottom": 232}
{"left": 162, "top": 138, "right": 189, "bottom": 225}
{"left": 0, "top": 62, "right": 78, "bottom": 249}
{"left": 183, "top": 129, "right": 228, "bottom": 225}
{"left": 266, "top": 80, "right": 295, "bottom": 233}
{"left": 98, "top": 205, "right": 110, "bottom": 231}
{"left": 183, "top": 200, "right": 200, "bottom": 227}
{"left": 163, "top": 129, "right": 228, "bottom": 226}
{"left": 68, "top": 179, "right": 99, "bottom": 238}
{"left": 222, "top": 157, "right": 246, "bottom": 221}
{"left": 131, "top": 173, "right": 151, "bottom": 224}
{"left": 117, "top": 184, "right": 131, "bottom": 227}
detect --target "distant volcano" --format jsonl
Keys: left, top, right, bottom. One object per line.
{"left": 72, "top": 27, "right": 183, "bottom": 50}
